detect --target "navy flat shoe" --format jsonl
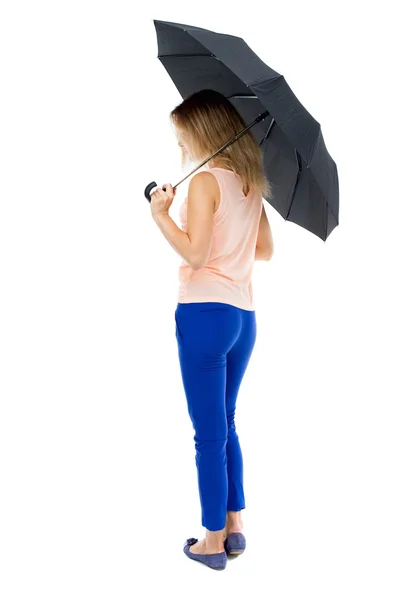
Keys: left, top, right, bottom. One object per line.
{"left": 224, "top": 532, "right": 246, "bottom": 555}
{"left": 183, "top": 537, "right": 227, "bottom": 570}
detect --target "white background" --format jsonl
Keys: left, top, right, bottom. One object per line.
{"left": 1, "top": 1, "right": 399, "bottom": 598}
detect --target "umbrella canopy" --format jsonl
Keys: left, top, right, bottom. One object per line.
{"left": 152, "top": 19, "right": 339, "bottom": 241}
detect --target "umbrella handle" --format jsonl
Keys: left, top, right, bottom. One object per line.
{"left": 144, "top": 181, "right": 159, "bottom": 202}
{"left": 144, "top": 181, "right": 179, "bottom": 202}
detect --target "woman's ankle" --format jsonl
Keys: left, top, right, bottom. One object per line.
{"left": 206, "top": 529, "right": 225, "bottom": 553}
{"left": 225, "top": 510, "right": 243, "bottom": 535}
{"left": 226, "top": 525, "right": 243, "bottom": 535}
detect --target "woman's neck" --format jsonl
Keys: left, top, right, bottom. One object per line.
{"left": 208, "top": 159, "right": 232, "bottom": 171}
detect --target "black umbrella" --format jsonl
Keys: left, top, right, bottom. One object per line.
{"left": 144, "top": 19, "right": 339, "bottom": 241}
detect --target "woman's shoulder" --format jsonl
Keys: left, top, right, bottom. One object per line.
{"left": 188, "top": 169, "right": 220, "bottom": 193}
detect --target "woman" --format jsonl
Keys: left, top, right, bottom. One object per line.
{"left": 150, "top": 89, "right": 274, "bottom": 570}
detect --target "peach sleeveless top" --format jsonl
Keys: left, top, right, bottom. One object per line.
{"left": 178, "top": 165, "right": 263, "bottom": 311}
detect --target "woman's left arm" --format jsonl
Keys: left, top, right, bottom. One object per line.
{"left": 152, "top": 172, "right": 216, "bottom": 271}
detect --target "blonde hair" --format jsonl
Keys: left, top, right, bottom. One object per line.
{"left": 170, "top": 89, "right": 273, "bottom": 199}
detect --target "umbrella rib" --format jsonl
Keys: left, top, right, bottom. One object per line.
{"left": 286, "top": 151, "right": 301, "bottom": 220}
{"left": 259, "top": 118, "right": 275, "bottom": 147}
{"left": 158, "top": 53, "right": 214, "bottom": 58}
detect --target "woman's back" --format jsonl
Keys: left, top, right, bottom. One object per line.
{"left": 178, "top": 166, "right": 263, "bottom": 311}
